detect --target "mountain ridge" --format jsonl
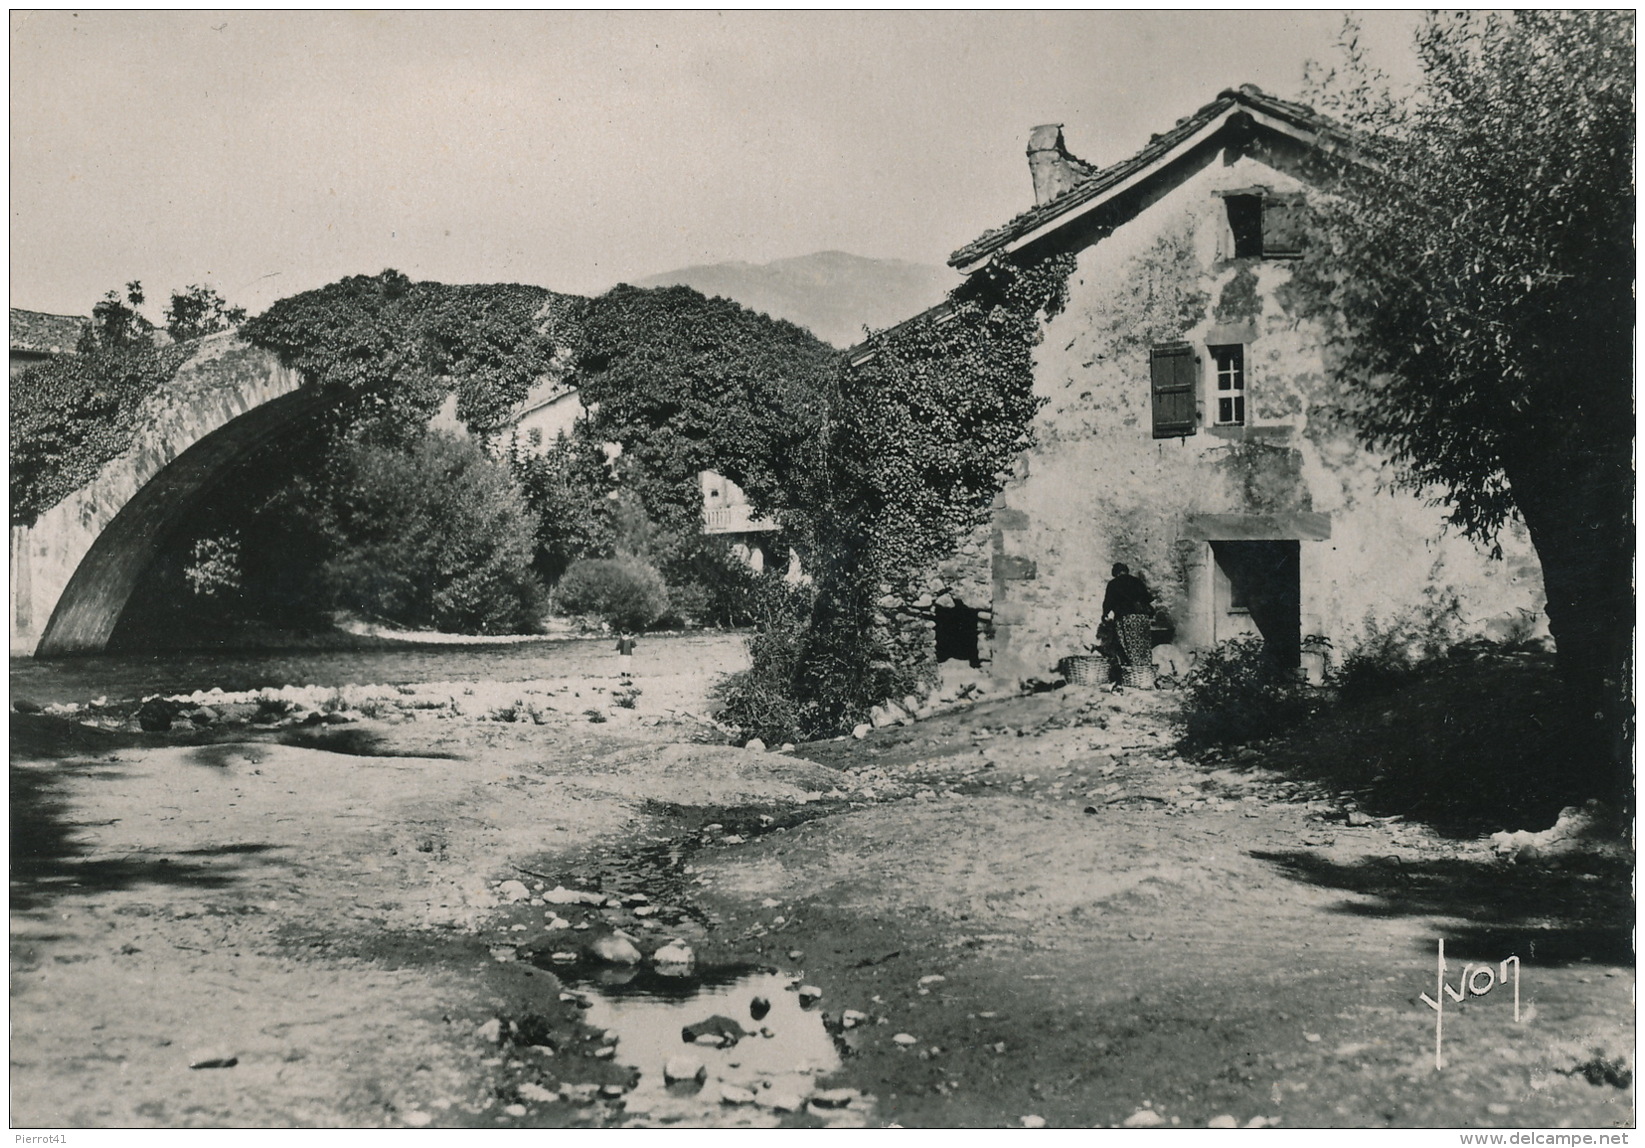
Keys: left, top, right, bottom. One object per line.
{"left": 631, "top": 251, "right": 956, "bottom": 348}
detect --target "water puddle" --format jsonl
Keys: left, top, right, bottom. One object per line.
{"left": 561, "top": 964, "right": 870, "bottom": 1127}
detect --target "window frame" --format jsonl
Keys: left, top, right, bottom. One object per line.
{"left": 1208, "top": 343, "right": 1246, "bottom": 427}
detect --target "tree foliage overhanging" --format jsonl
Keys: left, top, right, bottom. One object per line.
{"left": 1297, "top": 11, "right": 1634, "bottom": 777}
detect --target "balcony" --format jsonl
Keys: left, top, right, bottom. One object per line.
{"left": 704, "top": 503, "right": 779, "bottom": 534}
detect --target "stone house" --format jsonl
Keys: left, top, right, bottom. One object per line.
{"left": 903, "top": 85, "right": 1546, "bottom": 684}
{"left": 10, "top": 308, "right": 88, "bottom": 379}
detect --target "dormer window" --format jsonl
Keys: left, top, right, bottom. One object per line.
{"left": 1217, "top": 188, "right": 1305, "bottom": 259}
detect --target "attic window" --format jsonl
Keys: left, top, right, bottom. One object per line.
{"left": 1225, "top": 195, "right": 1265, "bottom": 258}
{"left": 1219, "top": 189, "right": 1306, "bottom": 259}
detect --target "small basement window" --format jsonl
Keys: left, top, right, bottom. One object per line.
{"left": 1209, "top": 344, "right": 1245, "bottom": 426}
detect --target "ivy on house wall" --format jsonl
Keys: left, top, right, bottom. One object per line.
{"left": 716, "top": 254, "right": 1077, "bottom": 743}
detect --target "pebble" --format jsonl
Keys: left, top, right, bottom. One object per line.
{"left": 918, "top": 974, "right": 946, "bottom": 987}
{"left": 811, "top": 1088, "right": 855, "bottom": 1109}
{"left": 744, "top": 738, "right": 767, "bottom": 752}
{"left": 842, "top": 1009, "right": 868, "bottom": 1029}
{"left": 664, "top": 1055, "right": 706, "bottom": 1084}
{"left": 797, "top": 985, "right": 823, "bottom": 1006}
{"left": 1122, "top": 1108, "right": 1165, "bottom": 1128}
{"left": 1245, "top": 1116, "right": 1272, "bottom": 1129}
{"left": 503, "top": 1104, "right": 527, "bottom": 1118}
{"left": 404, "top": 1111, "right": 433, "bottom": 1126}
{"left": 475, "top": 1018, "right": 503, "bottom": 1043}
{"left": 517, "top": 1083, "right": 558, "bottom": 1102}
{"left": 600, "top": 1084, "right": 626, "bottom": 1099}
{"left": 720, "top": 1085, "right": 756, "bottom": 1105}
{"left": 591, "top": 933, "right": 642, "bottom": 965}
{"left": 852, "top": 723, "right": 872, "bottom": 739}
{"left": 758, "top": 1091, "right": 805, "bottom": 1112}
{"left": 496, "top": 880, "right": 531, "bottom": 903}
{"left": 654, "top": 940, "right": 694, "bottom": 966}
{"left": 892, "top": 1033, "right": 918, "bottom": 1046}
{"left": 187, "top": 1053, "right": 238, "bottom": 1070}
{"left": 1021, "top": 1115, "right": 1046, "bottom": 1128}
{"left": 1207, "top": 1115, "right": 1237, "bottom": 1128}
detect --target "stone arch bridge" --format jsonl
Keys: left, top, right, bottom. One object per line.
{"left": 10, "top": 333, "right": 321, "bottom": 655}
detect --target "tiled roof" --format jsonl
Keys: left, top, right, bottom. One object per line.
{"left": 10, "top": 308, "right": 88, "bottom": 355}
{"left": 949, "top": 85, "right": 1364, "bottom": 269}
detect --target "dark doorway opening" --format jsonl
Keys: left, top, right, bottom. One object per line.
{"left": 1210, "top": 540, "right": 1301, "bottom": 667}
{"left": 935, "top": 604, "right": 982, "bottom": 668}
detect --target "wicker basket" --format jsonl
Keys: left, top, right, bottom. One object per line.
{"left": 1120, "top": 665, "right": 1157, "bottom": 690}
{"left": 1061, "top": 655, "right": 1110, "bottom": 685}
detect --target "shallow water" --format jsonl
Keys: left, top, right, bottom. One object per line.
{"left": 9, "top": 632, "right": 745, "bottom": 707}
{"left": 562, "top": 966, "right": 858, "bottom": 1126}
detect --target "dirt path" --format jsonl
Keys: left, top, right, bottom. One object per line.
{"left": 10, "top": 678, "right": 1634, "bottom": 1129}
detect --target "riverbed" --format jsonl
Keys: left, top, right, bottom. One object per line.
{"left": 9, "top": 631, "right": 749, "bottom": 708}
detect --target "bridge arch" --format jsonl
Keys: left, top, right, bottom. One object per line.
{"left": 10, "top": 332, "right": 322, "bottom": 655}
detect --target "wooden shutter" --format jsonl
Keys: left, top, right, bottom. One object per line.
{"left": 1151, "top": 343, "right": 1198, "bottom": 439}
{"left": 1262, "top": 194, "right": 1306, "bottom": 258}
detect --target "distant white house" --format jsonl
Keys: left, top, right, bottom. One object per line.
{"left": 508, "top": 377, "right": 585, "bottom": 451}
{"left": 700, "top": 469, "right": 781, "bottom": 572}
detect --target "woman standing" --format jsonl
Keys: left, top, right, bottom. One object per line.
{"left": 1101, "top": 563, "right": 1156, "bottom": 686}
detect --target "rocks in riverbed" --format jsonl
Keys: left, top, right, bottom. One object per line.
{"left": 1122, "top": 1108, "right": 1165, "bottom": 1127}
{"left": 749, "top": 996, "right": 771, "bottom": 1021}
{"left": 720, "top": 1084, "right": 756, "bottom": 1105}
{"left": 796, "top": 984, "right": 823, "bottom": 1007}
{"left": 653, "top": 939, "right": 694, "bottom": 967}
{"left": 810, "top": 1088, "right": 855, "bottom": 1109}
{"left": 495, "top": 880, "right": 531, "bottom": 903}
{"left": 590, "top": 932, "right": 642, "bottom": 966}
{"left": 682, "top": 1015, "right": 746, "bottom": 1047}
{"left": 663, "top": 1055, "right": 706, "bottom": 1085}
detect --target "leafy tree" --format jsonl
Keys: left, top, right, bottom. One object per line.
{"left": 1298, "top": 12, "right": 1634, "bottom": 784}
{"left": 83, "top": 281, "right": 154, "bottom": 351}
{"left": 303, "top": 431, "right": 546, "bottom": 634}
{"left": 164, "top": 284, "right": 247, "bottom": 342}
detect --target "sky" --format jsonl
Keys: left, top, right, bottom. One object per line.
{"left": 10, "top": 10, "right": 1424, "bottom": 320}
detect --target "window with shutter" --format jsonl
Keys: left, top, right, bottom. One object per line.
{"left": 1151, "top": 343, "right": 1198, "bottom": 439}
{"left": 1261, "top": 194, "right": 1306, "bottom": 258}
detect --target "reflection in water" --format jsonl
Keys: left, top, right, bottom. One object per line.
{"left": 564, "top": 967, "right": 861, "bottom": 1127}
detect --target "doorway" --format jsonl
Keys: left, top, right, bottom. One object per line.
{"left": 1210, "top": 540, "right": 1301, "bottom": 667}
{"left": 935, "top": 604, "right": 982, "bottom": 668}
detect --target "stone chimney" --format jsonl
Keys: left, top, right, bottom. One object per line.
{"left": 1027, "top": 124, "right": 1095, "bottom": 207}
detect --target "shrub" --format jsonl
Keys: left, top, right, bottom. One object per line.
{"left": 1180, "top": 637, "right": 1318, "bottom": 747}
{"left": 553, "top": 557, "right": 670, "bottom": 631}
{"left": 714, "top": 576, "right": 921, "bottom": 745}
{"left": 1335, "top": 597, "right": 1463, "bottom": 702}
{"left": 313, "top": 432, "right": 547, "bottom": 635}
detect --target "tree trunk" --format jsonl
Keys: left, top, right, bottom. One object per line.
{"left": 1504, "top": 440, "right": 1634, "bottom": 803}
